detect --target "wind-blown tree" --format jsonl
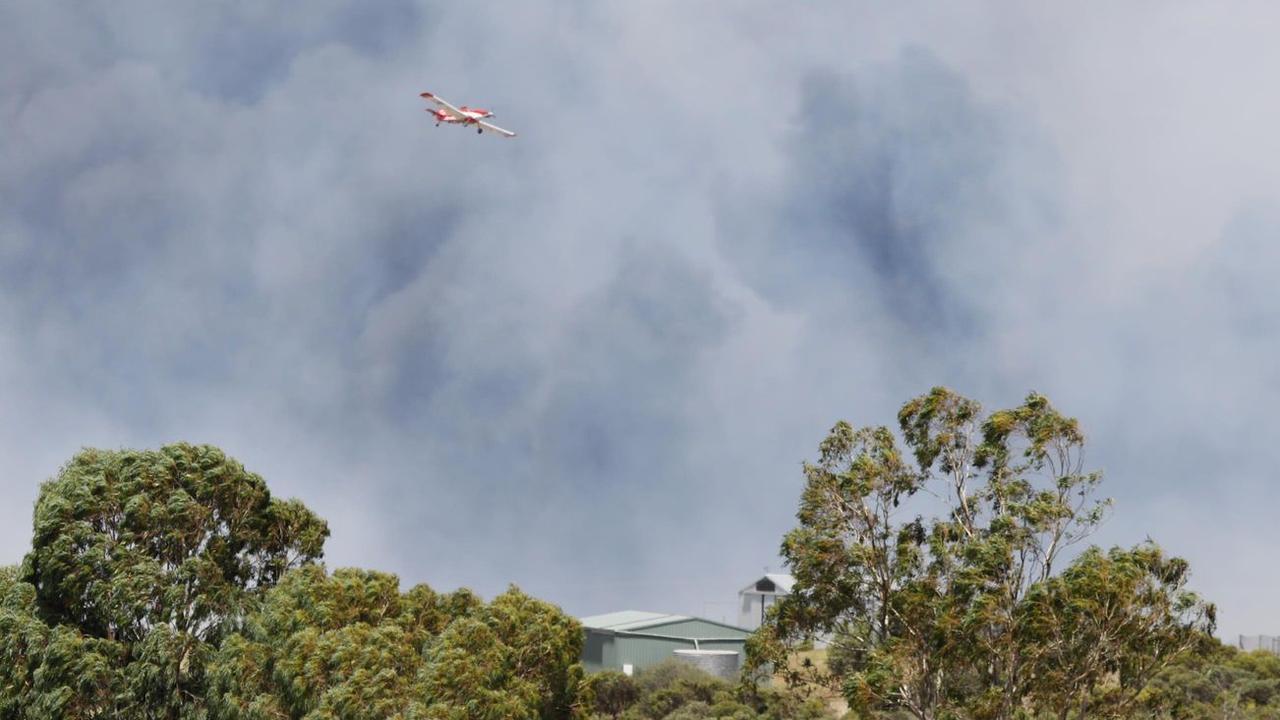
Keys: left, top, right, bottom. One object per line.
{"left": 485, "top": 586, "right": 588, "bottom": 719}
{"left": 420, "top": 617, "right": 543, "bottom": 720}
{"left": 208, "top": 567, "right": 586, "bottom": 720}
{"left": 8, "top": 444, "right": 329, "bottom": 719}
{"left": 1022, "top": 545, "right": 1215, "bottom": 719}
{"left": 3, "top": 443, "right": 595, "bottom": 720}
{"left": 209, "top": 566, "right": 450, "bottom": 719}
{"left": 0, "top": 565, "right": 122, "bottom": 719}
{"left": 23, "top": 445, "right": 329, "bottom": 644}
{"left": 1139, "top": 642, "right": 1280, "bottom": 719}
{"left": 746, "top": 388, "right": 1214, "bottom": 720}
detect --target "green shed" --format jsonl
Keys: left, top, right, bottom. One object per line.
{"left": 579, "top": 611, "right": 753, "bottom": 679}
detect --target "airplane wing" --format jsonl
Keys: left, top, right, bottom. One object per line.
{"left": 420, "top": 91, "right": 467, "bottom": 120}
{"left": 477, "top": 119, "right": 517, "bottom": 138}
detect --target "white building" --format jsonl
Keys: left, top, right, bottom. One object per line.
{"left": 737, "top": 573, "right": 794, "bottom": 630}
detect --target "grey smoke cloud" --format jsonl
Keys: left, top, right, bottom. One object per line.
{"left": 2, "top": 2, "right": 1279, "bottom": 639}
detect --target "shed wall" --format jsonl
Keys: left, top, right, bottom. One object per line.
{"left": 581, "top": 617, "right": 752, "bottom": 675}
{"left": 614, "top": 635, "right": 696, "bottom": 670}
{"left": 582, "top": 631, "right": 613, "bottom": 673}
{"left": 699, "top": 638, "right": 747, "bottom": 652}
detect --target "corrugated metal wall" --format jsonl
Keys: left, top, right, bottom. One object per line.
{"left": 582, "top": 616, "right": 752, "bottom": 674}
{"left": 698, "top": 638, "right": 746, "bottom": 653}
{"left": 583, "top": 627, "right": 750, "bottom": 674}
{"left": 615, "top": 635, "right": 697, "bottom": 670}
{"left": 582, "top": 631, "right": 610, "bottom": 672}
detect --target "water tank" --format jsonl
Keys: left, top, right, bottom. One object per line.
{"left": 672, "top": 649, "right": 740, "bottom": 680}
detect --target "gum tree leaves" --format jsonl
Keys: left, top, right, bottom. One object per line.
{"left": 207, "top": 567, "right": 585, "bottom": 720}
{"left": 23, "top": 444, "right": 329, "bottom": 645}
{"left": 750, "top": 388, "right": 1214, "bottom": 720}
{"left": 7, "top": 444, "right": 327, "bottom": 720}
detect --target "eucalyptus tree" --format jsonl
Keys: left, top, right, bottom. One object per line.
{"left": 0, "top": 565, "right": 122, "bottom": 719}
{"left": 6, "top": 444, "right": 328, "bottom": 719}
{"left": 23, "top": 444, "right": 329, "bottom": 644}
{"left": 1022, "top": 544, "right": 1215, "bottom": 719}
{"left": 208, "top": 566, "right": 455, "bottom": 720}
{"left": 2, "top": 443, "right": 594, "bottom": 720}
{"left": 485, "top": 586, "right": 587, "bottom": 719}
{"left": 747, "top": 388, "right": 1214, "bottom": 720}
{"left": 208, "top": 568, "right": 586, "bottom": 720}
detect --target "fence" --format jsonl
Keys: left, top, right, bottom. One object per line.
{"left": 1239, "top": 635, "right": 1280, "bottom": 654}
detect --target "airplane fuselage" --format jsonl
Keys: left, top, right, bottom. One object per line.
{"left": 428, "top": 107, "right": 493, "bottom": 125}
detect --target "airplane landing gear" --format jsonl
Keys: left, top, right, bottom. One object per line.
{"left": 477, "top": 127, "right": 482, "bottom": 134}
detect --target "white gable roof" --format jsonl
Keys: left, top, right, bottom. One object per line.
{"left": 579, "top": 610, "right": 690, "bottom": 631}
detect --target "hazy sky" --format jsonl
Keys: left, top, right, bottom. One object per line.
{"left": 3, "top": 2, "right": 1279, "bottom": 640}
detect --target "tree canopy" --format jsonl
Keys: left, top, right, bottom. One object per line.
{"left": 208, "top": 565, "right": 585, "bottom": 720}
{"left": 747, "top": 387, "right": 1215, "bottom": 720}
{"left": 0, "top": 406, "right": 1230, "bottom": 720}
{"left": 0, "top": 443, "right": 591, "bottom": 720}
{"left": 1139, "top": 644, "right": 1280, "bottom": 719}
{"left": 4, "top": 444, "right": 329, "bottom": 719}
{"left": 579, "top": 660, "right": 832, "bottom": 719}
{"left": 23, "top": 444, "right": 329, "bottom": 645}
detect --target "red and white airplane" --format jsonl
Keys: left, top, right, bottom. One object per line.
{"left": 419, "top": 91, "right": 517, "bottom": 138}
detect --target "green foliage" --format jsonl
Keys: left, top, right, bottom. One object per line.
{"left": 0, "top": 566, "right": 122, "bottom": 719}
{"left": 1022, "top": 545, "right": 1217, "bottom": 718}
{"left": 4, "top": 444, "right": 329, "bottom": 720}
{"left": 486, "top": 587, "right": 587, "bottom": 719}
{"left": 23, "top": 444, "right": 329, "bottom": 644}
{"left": 421, "top": 617, "right": 540, "bottom": 719}
{"left": 208, "top": 567, "right": 585, "bottom": 720}
{"left": 749, "top": 388, "right": 1215, "bottom": 720}
{"left": 209, "top": 566, "right": 433, "bottom": 719}
{"left": 581, "top": 660, "right": 831, "bottom": 719}
{"left": 586, "top": 672, "right": 641, "bottom": 718}
{"left": 0, "top": 410, "right": 1226, "bottom": 720}
{"left": 1, "top": 443, "right": 588, "bottom": 720}
{"left": 1137, "top": 644, "right": 1280, "bottom": 720}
